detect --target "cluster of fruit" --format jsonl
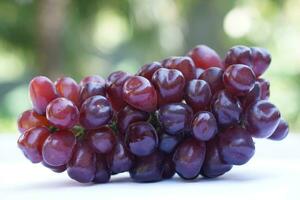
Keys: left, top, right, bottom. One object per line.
{"left": 17, "top": 44, "right": 289, "bottom": 183}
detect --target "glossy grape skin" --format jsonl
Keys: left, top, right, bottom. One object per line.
{"left": 42, "top": 161, "right": 67, "bottom": 173}
{"left": 223, "top": 64, "right": 256, "bottom": 96}
{"left": 46, "top": 98, "right": 79, "bottom": 129}
{"left": 125, "top": 122, "right": 158, "bottom": 157}
{"left": 80, "top": 75, "right": 106, "bottom": 86}
{"left": 93, "top": 155, "right": 111, "bottom": 183}
{"left": 137, "top": 62, "right": 162, "bottom": 81}
{"left": 211, "top": 90, "right": 242, "bottom": 127}
{"left": 116, "top": 105, "right": 149, "bottom": 136}
{"left": 88, "top": 126, "right": 116, "bottom": 154}
{"left": 162, "top": 155, "right": 176, "bottom": 179}
{"left": 29, "top": 76, "right": 57, "bottom": 114}
{"left": 218, "top": 126, "right": 255, "bottom": 165}
{"left": 106, "top": 71, "right": 131, "bottom": 112}
{"left": 42, "top": 130, "right": 76, "bottom": 166}
{"left": 17, "top": 110, "right": 49, "bottom": 134}
{"left": 80, "top": 81, "right": 106, "bottom": 104}
{"left": 106, "top": 140, "right": 134, "bottom": 174}
{"left": 240, "top": 82, "right": 261, "bottom": 110}
{"left": 173, "top": 138, "right": 206, "bottom": 180}
{"left": 199, "top": 67, "right": 224, "bottom": 94}
{"left": 79, "top": 95, "right": 113, "bottom": 130}
{"left": 123, "top": 76, "right": 157, "bottom": 112}
{"left": 195, "top": 68, "right": 204, "bottom": 79}
{"left": 268, "top": 119, "right": 289, "bottom": 141}
{"left": 257, "top": 78, "right": 270, "bottom": 100}
{"left": 163, "top": 56, "right": 196, "bottom": 82}
{"left": 224, "top": 46, "right": 271, "bottom": 77}
{"left": 67, "top": 141, "right": 96, "bottom": 183}
{"left": 185, "top": 79, "right": 212, "bottom": 112}
{"left": 244, "top": 100, "right": 281, "bottom": 138}
{"left": 187, "top": 45, "right": 223, "bottom": 69}
{"left": 18, "top": 127, "right": 50, "bottom": 163}
{"left": 129, "top": 151, "right": 164, "bottom": 182}
{"left": 192, "top": 111, "right": 218, "bottom": 141}
{"left": 201, "top": 138, "right": 232, "bottom": 178}
{"left": 152, "top": 68, "right": 185, "bottom": 106}
{"left": 158, "top": 103, "right": 193, "bottom": 136}
{"left": 159, "top": 133, "right": 181, "bottom": 154}
{"left": 55, "top": 77, "right": 80, "bottom": 106}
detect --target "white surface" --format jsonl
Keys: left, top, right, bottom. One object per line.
{"left": 1, "top": 133, "right": 300, "bottom": 200}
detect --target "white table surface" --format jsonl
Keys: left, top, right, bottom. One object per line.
{"left": 1, "top": 133, "right": 300, "bottom": 200}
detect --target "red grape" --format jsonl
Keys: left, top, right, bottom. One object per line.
{"left": 79, "top": 95, "right": 113, "bottom": 130}
{"left": 163, "top": 56, "right": 196, "bottom": 81}
{"left": 46, "top": 97, "right": 79, "bottom": 129}
{"left": 29, "top": 76, "right": 57, "bottom": 114}
{"left": 88, "top": 126, "right": 116, "bottom": 154}
{"left": 42, "top": 130, "right": 76, "bottom": 166}
{"left": 199, "top": 67, "right": 224, "bottom": 94}
{"left": 152, "top": 68, "right": 185, "bottom": 106}
{"left": 187, "top": 45, "right": 223, "bottom": 69}
{"left": 223, "top": 64, "right": 256, "bottom": 96}
{"left": 55, "top": 77, "right": 80, "bottom": 106}
{"left": 106, "top": 71, "right": 131, "bottom": 112}
{"left": 17, "top": 109, "right": 49, "bottom": 134}
{"left": 18, "top": 127, "right": 50, "bottom": 163}
{"left": 123, "top": 76, "right": 157, "bottom": 112}
{"left": 137, "top": 62, "right": 162, "bottom": 81}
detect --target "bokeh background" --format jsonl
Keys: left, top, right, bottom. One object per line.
{"left": 0, "top": 0, "right": 299, "bottom": 133}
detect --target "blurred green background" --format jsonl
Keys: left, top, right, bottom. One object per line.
{"left": 0, "top": 0, "right": 299, "bottom": 133}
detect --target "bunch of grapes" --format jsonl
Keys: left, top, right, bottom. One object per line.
{"left": 17, "top": 45, "right": 289, "bottom": 183}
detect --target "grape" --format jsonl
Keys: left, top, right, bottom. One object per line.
{"left": 80, "top": 75, "right": 106, "bottom": 86}
{"left": 192, "top": 111, "right": 218, "bottom": 141}
{"left": 185, "top": 79, "right": 212, "bottom": 112}
{"left": 17, "top": 109, "right": 49, "bottom": 134}
{"left": 106, "top": 140, "right": 134, "bottom": 174}
{"left": 67, "top": 141, "right": 96, "bottom": 183}
{"left": 106, "top": 71, "right": 131, "bottom": 112}
{"left": 18, "top": 127, "right": 50, "bottom": 163}
{"left": 187, "top": 45, "right": 223, "bottom": 69}
{"left": 123, "top": 76, "right": 157, "bottom": 112}
{"left": 268, "top": 119, "right": 289, "bottom": 141}
{"left": 218, "top": 125, "right": 255, "bottom": 165}
{"left": 42, "top": 130, "right": 76, "bottom": 166}
{"left": 42, "top": 161, "right": 67, "bottom": 173}
{"left": 244, "top": 100, "right": 281, "bottom": 138}
{"left": 152, "top": 68, "right": 185, "bottom": 106}
{"left": 29, "top": 76, "right": 57, "bottom": 114}
{"left": 162, "top": 155, "right": 175, "bottom": 179}
{"left": 116, "top": 105, "right": 149, "bottom": 136}
{"left": 257, "top": 78, "right": 270, "bottom": 100}
{"left": 212, "top": 90, "right": 242, "bottom": 127}
{"left": 125, "top": 121, "right": 158, "bottom": 157}
{"left": 80, "top": 81, "right": 106, "bottom": 103}
{"left": 223, "top": 64, "right": 256, "bottom": 96}
{"left": 129, "top": 151, "right": 164, "bottom": 182}
{"left": 93, "top": 155, "right": 111, "bottom": 183}
{"left": 173, "top": 138, "right": 206, "bottom": 179}
{"left": 199, "top": 67, "right": 224, "bottom": 94}
{"left": 158, "top": 103, "right": 193, "bottom": 136}
{"left": 201, "top": 138, "right": 232, "bottom": 178}
{"left": 88, "top": 126, "right": 116, "bottom": 154}
{"left": 55, "top": 77, "right": 80, "bottom": 106}
{"left": 79, "top": 95, "right": 113, "bottom": 130}
{"left": 159, "top": 132, "right": 181, "bottom": 154}
{"left": 137, "top": 62, "right": 162, "bottom": 81}
{"left": 224, "top": 46, "right": 271, "bottom": 77}
{"left": 163, "top": 56, "right": 196, "bottom": 82}
{"left": 46, "top": 97, "right": 79, "bottom": 129}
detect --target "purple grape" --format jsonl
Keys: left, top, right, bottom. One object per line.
{"left": 93, "top": 155, "right": 111, "bottom": 183}
{"left": 192, "top": 111, "right": 218, "bottom": 141}
{"left": 268, "top": 119, "right": 289, "bottom": 141}
{"left": 218, "top": 126, "right": 255, "bottom": 165}
{"left": 199, "top": 67, "right": 224, "bottom": 94}
{"left": 88, "top": 126, "right": 116, "bottom": 154}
